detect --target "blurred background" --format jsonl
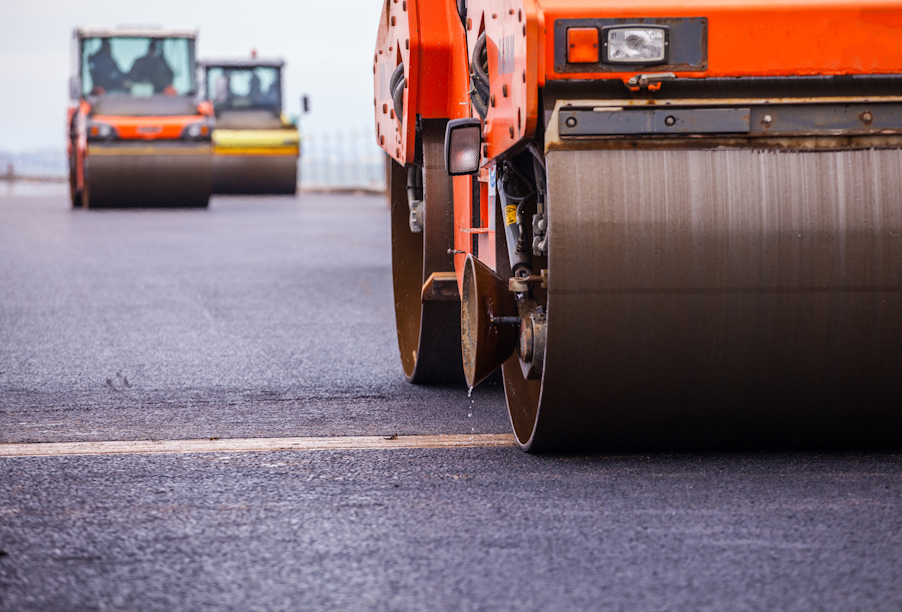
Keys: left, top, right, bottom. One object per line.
{"left": 0, "top": 0, "right": 386, "bottom": 191}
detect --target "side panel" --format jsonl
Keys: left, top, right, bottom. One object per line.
{"left": 466, "top": 0, "right": 542, "bottom": 160}
{"left": 373, "top": 0, "right": 470, "bottom": 165}
{"left": 539, "top": 0, "right": 902, "bottom": 82}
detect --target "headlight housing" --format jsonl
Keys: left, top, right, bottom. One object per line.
{"left": 86, "top": 121, "right": 118, "bottom": 141}
{"left": 180, "top": 121, "right": 212, "bottom": 140}
{"left": 604, "top": 26, "right": 667, "bottom": 64}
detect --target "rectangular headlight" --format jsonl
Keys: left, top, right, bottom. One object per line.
{"left": 444, "top": 118, "right": 482, "bottom": 176}
{"left": 606, "top": 27, "right": 666, "bottom": 63}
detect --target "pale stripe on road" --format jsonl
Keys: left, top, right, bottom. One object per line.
{"left": 0, "top": 434, "right": 517, "bottom": 458}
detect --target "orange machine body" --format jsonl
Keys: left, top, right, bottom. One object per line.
{"left": 468, "top": 0, "right": 902, "bottom": 159}
{"left": 88, "top": 113, "right": 209, "bottom": 141}
{"left": 373, "top": 0, "right": 472, "bottom": 165}
{"left": 374, "top": 0, "right": 902, "bottom": 288}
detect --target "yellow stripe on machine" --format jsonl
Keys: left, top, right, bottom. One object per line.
{"left": 214, "top": 146, "right": 299, "bottom": 157}
{"left": 213, "top": 129, "right": 300, "bottom": 149}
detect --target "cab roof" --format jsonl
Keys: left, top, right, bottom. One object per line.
{"left": 199, "top": 59, "right": 285, "bottom": 69}
{"left": 74, "top": 26, "right": 197, "bottom": 40}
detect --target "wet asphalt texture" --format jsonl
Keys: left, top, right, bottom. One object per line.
{"left": 1, "top": 185, "right": 901, "bottom": 611}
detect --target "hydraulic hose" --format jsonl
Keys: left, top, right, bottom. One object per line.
{"left": 390, "top": 63, "right": 405, "bottom": 123}
{"left": 470, "top": 32, "right": 490, "bottom": 119}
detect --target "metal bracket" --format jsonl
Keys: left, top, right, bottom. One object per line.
{"left": 422, "top": 272, "right": 459, "bottom": 302}
{"left": 508, "top": 269, "right": 548, "bottom": 292}
{"left": 626, "top": 72, "right": 676, "bottom": 92}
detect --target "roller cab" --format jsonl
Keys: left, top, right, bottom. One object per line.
{"left": 377, "top": 0, "right": 902, "bottom": 451}
{"left": 201, "top": 58, "right": 300, "bottom": 195}
{"left": 68, "top": 27, "right": 213, "bottom": 208}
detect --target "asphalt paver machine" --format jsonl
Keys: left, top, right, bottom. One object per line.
{"left": 200, "top": 58, "right": 300, "bottom": 195}
{"left": 67, "top": 27, "right": 213, "bottom": 208}
{"left": 374, "top": 0, "right": 902, "bottom": 451}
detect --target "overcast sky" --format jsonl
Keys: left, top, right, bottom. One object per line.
{"left": 0, "top": 0, "right": 384, "bottom": 151}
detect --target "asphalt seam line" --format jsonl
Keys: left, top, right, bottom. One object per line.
{"left": 0, "top": 434, "right": 517, "bottom": 457}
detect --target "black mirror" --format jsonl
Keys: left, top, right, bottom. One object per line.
{"left": 302, "top": 95, "right": 310, "bottom": 114}
{"left": 444, "top": 118, "right": 482, "bottom": 175}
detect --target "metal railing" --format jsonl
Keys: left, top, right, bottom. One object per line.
{"left": 1, "top": 130, "right": 388, "bottom": 192}
{"left": 300, "top": 130, "right": 386, "bottom": 192}
{"left": 0, "top": 150, "right": 67, "bottom": 181}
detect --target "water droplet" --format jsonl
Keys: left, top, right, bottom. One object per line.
{"left": 468, "top": 412, "right": 473, "bottom": 418}
{"left": 467, "top": 387, "right": 473, "bottom": 397}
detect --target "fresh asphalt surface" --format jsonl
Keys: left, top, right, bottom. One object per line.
{"left": 1, "top": 184, "right": 901, "bottom": 611}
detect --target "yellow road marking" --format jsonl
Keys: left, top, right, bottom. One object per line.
{"left": 0, "top": 434, "right": 516, "bottom": 458}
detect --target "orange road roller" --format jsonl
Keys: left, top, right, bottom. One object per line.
{"left": 200, "top": 58, "right": 301, "bottom": 195}
{"left": 374, "top": 0, "right": 902, "bottom": 451}
{"left": 67, "top": 27, "right": 213, "bottom": 209}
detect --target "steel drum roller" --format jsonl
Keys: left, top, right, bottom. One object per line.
{"left": 503, "top": 148, "right": 902, "bottom": 451}
{"left": 84, "top": 144, "right": 213, "bottom": 208}
{"left": 212, "top": 154, "right": 298, "bottom": 195}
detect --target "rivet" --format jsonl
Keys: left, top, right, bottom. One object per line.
{"left": 380, "top": 135, "right": 385, "bottom": 145}
{"left": 664, "top": 115, "right": 676, "bottom": 127}
{"left": 382, "top": 104, "right": 388, "bottom": 113}
{"left": 390, "top": 109, "right": 395, "bottom": 119}
{"left": 565, "top": 116, "right": 577, "bottom": 128}
{"left": 391, "top": 16, "right": 396, "bottom": 26}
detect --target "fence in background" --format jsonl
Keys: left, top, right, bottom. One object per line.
{"left": 0, "top": 130, "right": 387, "bottom": 193}
{"left": 0, "top": 150, "right": 67, "bottom": 181}
{"left": 300, "top": 130, "right": 385, "bottom": 192}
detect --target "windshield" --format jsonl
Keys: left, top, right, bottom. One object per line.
{"left": 206, "top": 66, "right": 281, "bottom": 113}
{"left": 81, "top": 37, "right": 196, "bottom": 97}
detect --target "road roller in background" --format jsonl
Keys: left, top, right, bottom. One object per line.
{"left": 200, "top": 58, "right": 301, "bottom": 195}
{"left": 67, "top": 27, "right": 213, "bottom": 208}
{"left": 375, "top": 0, "right": 902, "bottom": 451}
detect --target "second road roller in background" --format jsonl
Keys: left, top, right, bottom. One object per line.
{"left": 68, "top": 27, "right": 213, "bottom": 208}
{"left": 200, "top": 57, "right": 302, "bottom": 195}
{"left": 374, "top": 0, "right": 902, "bottom": 451}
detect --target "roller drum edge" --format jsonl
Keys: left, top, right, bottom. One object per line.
{"left": 84, "top": 146, "right": 213, "bottom": 208}
{"left": 388, "top": 121, "right": 464, "bottom": 385}
{"left": 505, "top": 148, "right": 902, "bottom": 451}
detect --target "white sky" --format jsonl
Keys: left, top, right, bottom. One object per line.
{"left": 0, "top": 0, "right": 384, "bottom": 151}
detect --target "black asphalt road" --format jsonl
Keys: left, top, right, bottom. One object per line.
{"left": 1, "top": 186, "right": 901, "bottom": 611}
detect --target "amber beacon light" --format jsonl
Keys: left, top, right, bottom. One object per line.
{"left": 567, "top": 27, "right": 599, "bottom": 63}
